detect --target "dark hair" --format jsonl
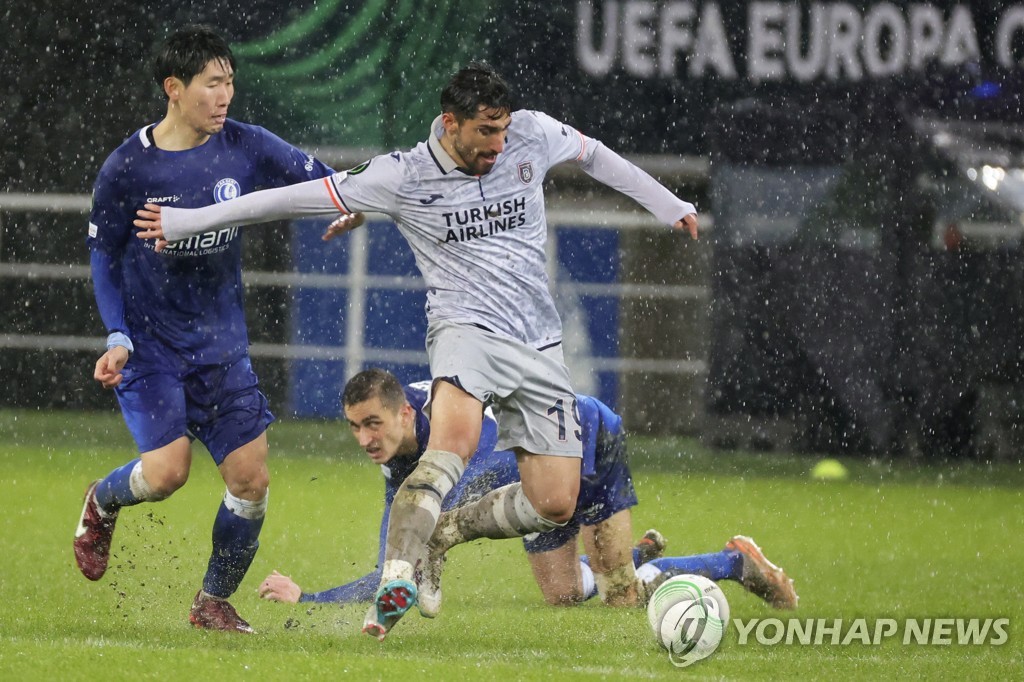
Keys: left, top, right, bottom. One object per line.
{"left": 343, "top": 368, "right": 407, "bottom": 412}
{"left": 153, "top": 24, "right": 236, "bottom": 92}
{"left": 440, "top": 61, "right": 513, "bottom": 121}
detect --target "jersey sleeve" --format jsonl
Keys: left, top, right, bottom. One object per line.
{"left": 90, "top": 249, "right": 127, "bottom": 335}
{"left": 159, "top": 174, "right": 345, "bottom": 242}
{"left": 298, "top": 571, "right": 381, "bottom": 604}
{"left": 577, "top": 142, "right": 696, "bottom": 226}
{"left": 159, "top": 154, "right": 405, "bottom": 243}
{"left": 326, "top": 154, "right": 405, "bottom": 217}
{"left": 252, "top": 125, "right": 334, "bottom": 186}
{"left": 87, "top": 161, "right": 132, "bottom": 255}
{"left": 525, "top": 110, "right": 591, "bottom": 167}
{"left": 527, "top": 109, "right": 696, "bottom": 227}
{"left": 87, "top": 160, "right": 131, "bottom": 334}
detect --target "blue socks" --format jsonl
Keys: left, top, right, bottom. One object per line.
{"left": 202, "top": 492, "right": 268, "bottom": 598}
{"left": 647, "top": 550, "right": 744, "bottom": 582}
{"left": 94, "top": 459, "right": 143, "bottom": 512}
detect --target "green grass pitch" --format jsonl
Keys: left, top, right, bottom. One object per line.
{"left": 1, "top": 409, "right": 1021, "bottom": 680}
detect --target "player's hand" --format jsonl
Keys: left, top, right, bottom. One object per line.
{"left": 94, "top": 346, "right": 129, "bottom": 389}
{"left": 673, "top": 212, "right": 698, "bottom": 239}
{"left": 321, "top": 212, "right": 366, "bottom": 241}
{"left": 133, "top": 203, "right": 170, "bottom": 252}
{"left": 258, "top": 570, "right": 302, "bottom": 603}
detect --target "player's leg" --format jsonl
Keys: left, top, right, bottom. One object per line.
{"left": 526, "top": 538, "right": 586, "bottom": 606}
{"left": 418, "top": 336, "right": 582, "bottom": 621}
{"left": 412, "top": 446, "right": 519, "bottom": 619}
{"left": 634, "top": 537, "right": 798, "bottom": 610}
{"left": 428, "top": 340, "right": 583, "bottom": 555}
{"left": 417, "top": 451, "right": 580, "bottom": 621}
{"left": 204, "top": 432, "right": 270, "bottom": 597}
{"left": 517, "top": 451, "right": 581, "bottom": 524}
{"left": 187, "top": 356, "right": 272, "bottom": 633}
{"left": 75, "top": 367, "right": 191, "bottom": 581}
{"left": 430, "top": 452, "right": 580, "bottom": 554}
{"left": 580, "top": 510, "right": 644, "bottom": 606}
{"left": 637, "top": 550, "right": 743, "bottom": 583}
{"left": 364, "top": 379, "right": 476, "bottom": 638}
{"left": 387, "top": 380, "right": 480, "bottom": 575}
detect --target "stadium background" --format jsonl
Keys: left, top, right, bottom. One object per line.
{"left": 3, "top": 1, "right": 1023, "bottom": 457}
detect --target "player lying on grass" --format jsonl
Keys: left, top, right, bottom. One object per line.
{"left": 256, "top": 369, "right": 798, "bottom": 611}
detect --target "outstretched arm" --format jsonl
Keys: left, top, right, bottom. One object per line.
{"left": 133, "top": 176, "right": 354, "bottom": 245}
{"left": 577, "top": 142, "right": 698, "bottom": 238}
{"left": 135, "top": 201, "right": 365, "bottom": 252}
{"left": 259, "top": 481, "right": 394, "bottom": 605}
{"left": 296, "top": 571, "right": 383, "bottom": 605}
{"left": 257, "top": 567, "right": 385, "bottom": 605}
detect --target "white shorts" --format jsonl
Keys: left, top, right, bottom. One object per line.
{"left": 425, "top": 321, "right": 582, "bottom": 458}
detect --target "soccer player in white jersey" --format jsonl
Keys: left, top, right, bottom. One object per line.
{"left": 133, "top": 62, "right": 699, "bottom": 639}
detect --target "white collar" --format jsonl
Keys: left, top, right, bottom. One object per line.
{"left": 426, "top": 115, "right": 461, "bottom": 175}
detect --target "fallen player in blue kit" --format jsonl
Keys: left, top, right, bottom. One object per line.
{"left": 257, "top": 369, "right": 799, "bottom": 611}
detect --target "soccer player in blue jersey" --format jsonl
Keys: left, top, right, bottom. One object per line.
{"left": 255, "top": 369, "right": 798, "bottom": 612}
{"left": 134, "top": 62, "right": 701, "bottom": 639}
{"left": 73, "top": 25, "right": 344, "bottom": 633}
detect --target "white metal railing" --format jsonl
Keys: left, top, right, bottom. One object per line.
{"left": 1, "top": 193, "right": 710, "bottom": 382}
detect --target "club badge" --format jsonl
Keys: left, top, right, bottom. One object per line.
{"left": 518, "top": 161, "right": 534, "bottom": 185}
{"left": 214, "top": 178, "right": 241, "bottom": 203}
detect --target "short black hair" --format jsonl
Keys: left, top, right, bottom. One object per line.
{"left": 440, "top": 61, "right": 513, "bottom": 121}
{"left": 153, "top": 24, "right": 236, "bottom": 92}
{"left": 343, "top": 368, "right": 407, "bottom": 412}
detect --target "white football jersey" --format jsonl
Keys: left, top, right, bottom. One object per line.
{"left": 159, "top": 109, "right": 696, "bottom": 348}
{"left": 326, "top": 111, "right": 587, "bottom": 347}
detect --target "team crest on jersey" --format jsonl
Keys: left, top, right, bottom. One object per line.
{"left": 518, "top": 161, "right": 534, "bottom": 184}
{"left": 213, "top": 178, "right": 241, "bottom": 203}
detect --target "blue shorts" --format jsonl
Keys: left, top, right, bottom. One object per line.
{"left": 114, "top": 351, "right": 274, "bottom": 464}
{"left": 522, "top": 429, "right": 637, "bottom": 554}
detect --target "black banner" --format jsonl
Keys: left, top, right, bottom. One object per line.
{"left": 493, "top": 1, "right": 1024, "bottom": 153}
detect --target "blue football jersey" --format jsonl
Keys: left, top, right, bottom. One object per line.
{"left": 299, "top": 389, "right": 635, "bottom": 602}
{"left": 87, "top": 119, "right": 333, "bottom": 364}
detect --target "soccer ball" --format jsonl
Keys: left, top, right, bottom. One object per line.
{"left": 646, "top": 574, "right": 730, "bottom": 631}
{"left": 646, "top": 574, "right": 729, "bottom": 666}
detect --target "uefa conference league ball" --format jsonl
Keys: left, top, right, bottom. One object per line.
{"left": 646, "top": 575, "right": 729, "bottom": 666}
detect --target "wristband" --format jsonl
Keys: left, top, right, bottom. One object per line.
{"left": 106, "top": 331, "right": 134, "bottom": 354}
